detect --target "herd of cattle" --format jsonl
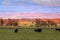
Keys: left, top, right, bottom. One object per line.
{"left": 14, "top": 28, "right": 60, "bottom": 33}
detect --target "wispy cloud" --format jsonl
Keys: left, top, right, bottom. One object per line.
{"left": 30, "top": 0, "right": 60, "bottom": 6}
{"left": 0, "top": 0, "right": 60, "bottom": 6}
{"left": 0, "top": 12, "right": 60, "bottom": 19}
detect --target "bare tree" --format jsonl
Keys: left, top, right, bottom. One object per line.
{"left": 47, "top": 20, "right": 57, "bottom": 28}
{"left": 0, "top": 18, "right": 3, "bottom": 26}
{"left": 35, "top": 19, "right": 41, "bottom": 27}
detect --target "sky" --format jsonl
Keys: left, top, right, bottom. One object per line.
{"left": 0, "top": 0, "right": 60, "bottom": 19}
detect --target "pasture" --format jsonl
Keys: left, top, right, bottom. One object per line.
{"left": 0, "top": 27, "right": 60, "bottom": 40}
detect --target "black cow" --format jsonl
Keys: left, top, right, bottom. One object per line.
{"left": 34, "top": 28, "right": 42, "bottom": 32}
{"left": 14, "top": 28, "right": 18, "bottom": 33}
{"left": 55, "top": 28, "right": 60, "bottom": 32}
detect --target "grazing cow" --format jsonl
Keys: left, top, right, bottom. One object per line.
{"left": 14, "top": 28, "right": 18, "bottom": 33}
{"left": 55, "top": 28, "right": 60, "bottom": 32}
{"left": 34, "top": 28, "right": 42, "bottom": 32}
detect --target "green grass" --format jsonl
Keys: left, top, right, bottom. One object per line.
{"left": 0, "top": 28, "right": 60, "bottom": 40}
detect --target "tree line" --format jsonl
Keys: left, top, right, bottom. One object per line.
{"left": 0, "top": 18, "right": 60, "bottom": 28}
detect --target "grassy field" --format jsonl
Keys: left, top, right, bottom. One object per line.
{"left": 0, "top": 28, "right": 60, "bottom": 40}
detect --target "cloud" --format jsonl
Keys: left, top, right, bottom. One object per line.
{"left": 0, "top": 12, "right": 60, "bottom": 19}
{"left": 30, "top": 0, "right": 60, "bottom": 6}
{"left": 1, "top": 0, "right": 60, "bottom": 6}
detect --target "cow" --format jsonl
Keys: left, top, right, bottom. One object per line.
{"left": 55, "top": 28, "right": 60, "bottom": 32}
{"left": 34, "top": 28, "right": 42, "bottom": 32}
{"left": 14, "top": 28, "right": 18, "bottom": 33}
